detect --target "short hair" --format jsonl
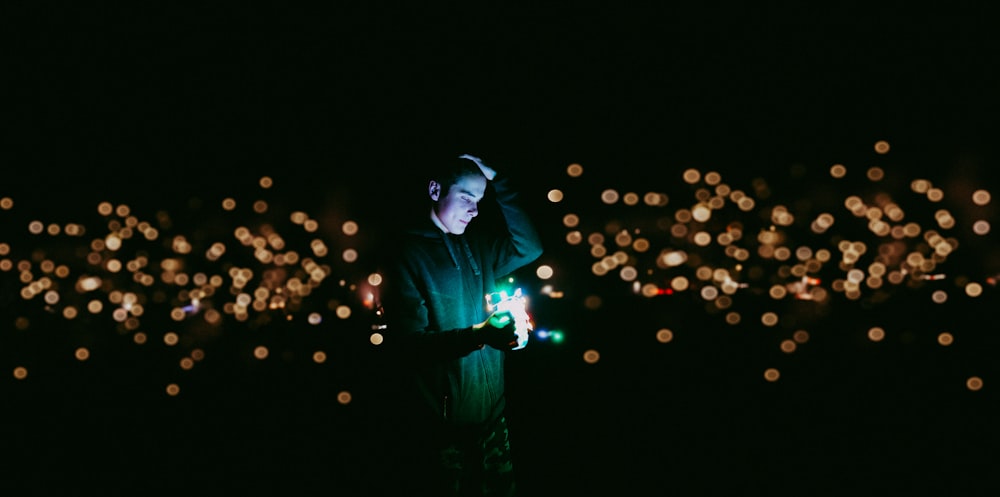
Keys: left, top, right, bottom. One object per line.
{"left": 431, "top": 156, "right": 486, "bottom": 196}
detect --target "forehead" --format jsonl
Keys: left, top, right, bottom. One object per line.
{"left": 447, "top": 174, "right": 487, "bottom": 198}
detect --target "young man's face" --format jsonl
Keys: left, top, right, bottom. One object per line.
{"left": 429, "top": 174, "right": 487, "bottom": 234}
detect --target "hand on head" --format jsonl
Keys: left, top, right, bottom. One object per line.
{"left": 459, "top": 154, "right": 497, "bottom": 181}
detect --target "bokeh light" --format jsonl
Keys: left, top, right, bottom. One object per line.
{"left": 2, "top": 140, "right": 993, "bottom": 402}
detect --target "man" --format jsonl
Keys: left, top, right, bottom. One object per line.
{"left": 377, "top": 153, "right": 543, "bottom": 496}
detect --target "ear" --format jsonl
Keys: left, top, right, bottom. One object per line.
{"left": 428, "top": 180, "right": 441, "bottom": 201}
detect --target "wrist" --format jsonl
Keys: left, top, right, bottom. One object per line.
{"left": 465, "top": 326, "right": 486, "bottom": 349}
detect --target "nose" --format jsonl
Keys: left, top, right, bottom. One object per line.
{"left": 468, "top": 204, "right": 478, "bottom": 217}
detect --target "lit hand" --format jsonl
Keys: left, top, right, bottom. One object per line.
{"left": 473, "top": 309, "right": 519, "bottom": 350}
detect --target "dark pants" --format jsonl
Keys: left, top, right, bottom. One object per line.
{"left": 395, "top": 415, "right": 517, "bottom": 497}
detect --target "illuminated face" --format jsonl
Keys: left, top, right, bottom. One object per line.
{"left": 429, "top": 174, "right": 487, "bottom": 234}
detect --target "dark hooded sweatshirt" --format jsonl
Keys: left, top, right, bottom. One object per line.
{"left": 381, "top": 174, "right": 543, "bottom": 426}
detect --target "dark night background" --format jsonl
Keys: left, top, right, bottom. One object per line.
{"left": 2, "top": 4, "right": 999, "bottom": 496}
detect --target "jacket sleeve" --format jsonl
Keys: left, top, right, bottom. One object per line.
{"left": 380, "top": 247, "right": 485, "bottom": 361}
{"left": 489, "top": 174, "right": 544, "bottom": 277}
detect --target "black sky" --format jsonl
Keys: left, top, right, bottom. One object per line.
{"left": 5, "top": 5, "right": 998, "bottom": 195}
